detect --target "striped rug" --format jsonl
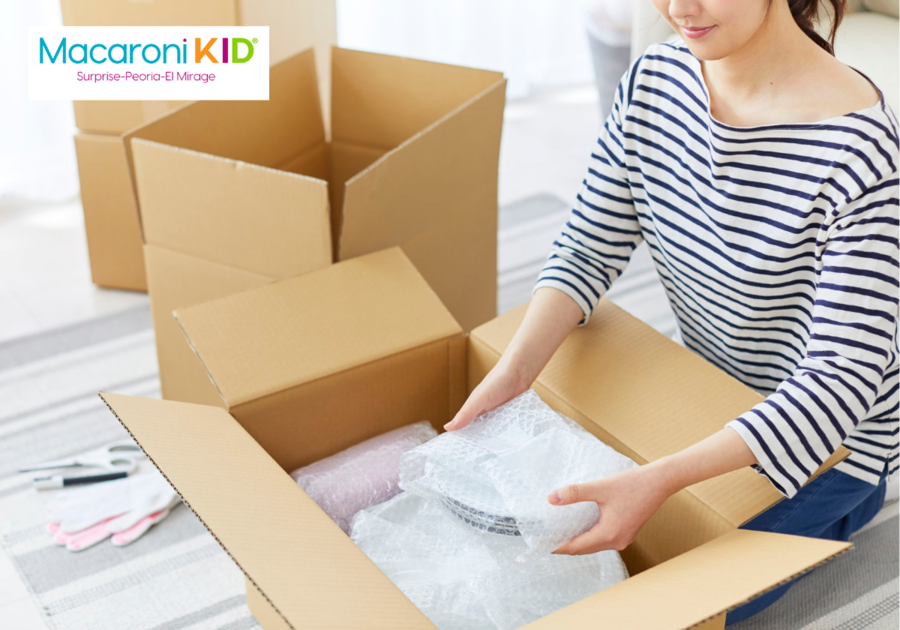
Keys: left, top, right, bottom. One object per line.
{"left": 0, "top": 194, "right": 896, "bottom": 630}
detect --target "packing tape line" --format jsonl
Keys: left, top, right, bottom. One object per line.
{"left": 97, "top": 393, "right": 298, "bottom": 630}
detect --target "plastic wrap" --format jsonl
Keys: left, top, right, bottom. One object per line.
{"left": 400, "top": 389, "right": 637, "bottom": 556}
{"left": 351, "top": 492, "right": 628, "bottom": 630}
{"left": 290, "top": 421, "right": 437, "bottom": 532}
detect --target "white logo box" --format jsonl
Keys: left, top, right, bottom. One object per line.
{"left": 29, "top": 26, "right": 269, "bottom": 100}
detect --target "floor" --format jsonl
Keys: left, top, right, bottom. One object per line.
{"left": 0, "top": 83, "right": 605, "bottom": 627}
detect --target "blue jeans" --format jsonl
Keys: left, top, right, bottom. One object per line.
{"left": 725, "top": 466, "right": 888, "bottom": 625}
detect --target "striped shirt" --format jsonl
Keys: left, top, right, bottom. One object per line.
{"left": 535, "top": 41, "right": 899, "bottom": 498}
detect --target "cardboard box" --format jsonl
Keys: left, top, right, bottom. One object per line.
{"left": 74, "top": 132, "right": 148, "bottom": 291}
{"left": 65, "top": 0, "right": 336, "bottom": 293}
{"left": 124, "top": 46, "right": 505, "bottom": 403}
{"left": 100, "top": 248, "right": 851, "bottom": 630}
{"left": 61, "top": 0, "right": 337, "bottom": 133}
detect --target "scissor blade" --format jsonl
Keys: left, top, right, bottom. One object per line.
{"left": 18, "top": 461, "right": 83, "bottom": 473}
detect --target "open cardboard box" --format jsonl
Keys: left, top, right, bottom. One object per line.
{"left": 99, "top": 248, "right": 851, "bottom": 629}
{"left": 122, "top": 47, "right": 505, "bottom": 405}
{"left": 64, "top": 0, "right": 337, "bottom": 293}
{"left": 62, "top": 0, "right": 337, "bottom": 133}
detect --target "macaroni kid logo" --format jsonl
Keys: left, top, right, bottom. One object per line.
{"left": 29, "top": 27, "right": 269, "bottom": 100}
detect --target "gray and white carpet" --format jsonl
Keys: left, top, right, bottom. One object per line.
{"left": 0, "top": 194, "right": 896, "bottom": 630}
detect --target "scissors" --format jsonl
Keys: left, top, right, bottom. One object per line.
{"left": 19, "top": 440, "right": 144, "bottom": 476}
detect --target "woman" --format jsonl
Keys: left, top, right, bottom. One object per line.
{"left": 446, "top": 0, "right": 898, "bottom": 623}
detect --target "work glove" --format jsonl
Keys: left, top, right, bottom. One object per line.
{"left": 45, "top": 468, "right": 180, "bottom": 552}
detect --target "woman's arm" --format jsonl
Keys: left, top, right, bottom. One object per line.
{"left": 444, "top": 287, "right": 583, "bottom": 430}
{"left": 550, "top": 426, "right": 756, "bottom": 555}
{"left": 448, "top": 60, "right": 644, "bottom": 430}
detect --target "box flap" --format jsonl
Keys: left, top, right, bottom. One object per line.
{"left": 239, "top": 0, "right": 336, "bottom": 67}
{"left": 470, "top": 300, "right": 850, "bottom": 529}
{"left": 99, "top": 392, "right": 433, "bottom": 629}
{"left": 523, "top": 529, "right": 850, "bottom": 629}
{"left": 174, "top": 248, "right": 462, "bottom": 407}
{"left": 340, "top": 79, "right": 506, "bottom": 331}
{"left": 332, "top": 47, "right": 504, "bottom": 150}
{"left": 125, "top": 48, "right": 325, "bottom": 181}
{"left": 144, "top": 244, "right": 274, "bottom": 406}
{"left": 132, "top": 139, "right": 331, "bottom": 278}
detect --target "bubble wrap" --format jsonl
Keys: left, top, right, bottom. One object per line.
{"left": 400, "top": 389, "right": 637, "bottom": 556}
{"left": 290, "top": 421, "right": 437, "bottom": 532}
{"left": 351, "top": 492, "right": 628, "bottom": 630}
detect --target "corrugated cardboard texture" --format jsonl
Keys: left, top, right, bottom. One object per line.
{"left": 132, "top": 139, "right": 331, "bottom": 276}
{"left": 74, "top": 133, "right": 146, "bottom": 291}
{"left": 246, "top": 579, "right": 291, "bottom": 630}
{"left": 144, "top": 245, "right": 274, "bottom": 406}
{"left": 232, "top": 338, "right": 451, "bottom": 471}
{"left": 174, "top": 248, "right": 461, "bottom": 407}
{"left": 100, "top": 392, "right": 433, "bottom": 630}
{"left": 694, "top": 615, "right": 726, "bottom": 630}
{"left": 468, "top": 300, "right": 850, "bottom": 573}
{"left": 521, "top": 530, "right": 849, "bottom": 630}
{"left": 62, "top": 0, "right": 336, "bottom": 133}
{"left": 340, "top": 78, "right": 505, "bottom": 332}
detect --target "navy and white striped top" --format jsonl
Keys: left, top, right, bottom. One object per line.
{"left": 535, "top": 41, "right": 899, "bottom": 497}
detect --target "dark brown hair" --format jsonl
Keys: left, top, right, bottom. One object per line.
{"left": 788, "top": 0, "right": 845, "bottom": 55}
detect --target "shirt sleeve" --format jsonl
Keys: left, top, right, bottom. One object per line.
{"left": 533, "top": 62, "right": 644, "bottom": 324}
{"left": 727, "top": 176, "right": 900, "bottom": 498}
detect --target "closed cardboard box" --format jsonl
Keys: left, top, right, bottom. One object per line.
{"left": 61, "top": 0, "right": 337, "bottom": 133}
{"left": 125, "top": 47, "right": 505, "bottom": 403}
{"left": 101, "top": 248, "right": 850, "bottom": 630}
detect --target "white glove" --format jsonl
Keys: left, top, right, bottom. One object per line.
{"left": 46, "top": 469, "right": 180, "bottom": 552}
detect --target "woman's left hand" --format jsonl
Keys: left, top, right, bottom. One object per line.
{"left": 550, "top": 427, "right": 758, "bottom": 555}
{"left": 549, "top": 462, "right": 676, "bottom": 555}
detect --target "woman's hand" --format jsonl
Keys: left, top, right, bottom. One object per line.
{"left": 444, "top": 360, "right": 528, "bottom": 431}
{"left": 549, "top": 462, "right": 676, "bottom": 555}
{"left": 550, "top": 427, "right": 757, "bottom": 555}
{"left": 445, "top": 288, "right": 584, "bottom": 431}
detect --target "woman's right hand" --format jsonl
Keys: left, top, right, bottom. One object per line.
{"left": 444, "top": 359, "right": 528, "bottom": 431}
{"left": 443, "top": 288, "right": 585, "bottom": 432}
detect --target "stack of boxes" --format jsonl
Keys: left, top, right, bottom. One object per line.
{"left": 75, "top": 5, "right": 853, "bottom": 630}
{"left": 64, "top": 0, "right": 336, "bottom": 291}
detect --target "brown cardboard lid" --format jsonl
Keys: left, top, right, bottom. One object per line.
{"left": 522, "top": 529, "right": 850, "bottom": 629}
{"left": 174, "top": 247, "right": 462, "bottom": 407}
{"left": 469, "top": 300, "right": 848, "bottom": 529}
{"left": 99, "top": 391, "right": 434, "bottom": 629}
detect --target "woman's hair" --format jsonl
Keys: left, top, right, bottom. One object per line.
{"left": 787, "top": 0, "right": 845, "bottom": 55}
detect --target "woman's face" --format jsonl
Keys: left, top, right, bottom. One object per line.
{"left": 651, "top": 0, "right": 772, "bottom": 60}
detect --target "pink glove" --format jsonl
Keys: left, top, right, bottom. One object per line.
{"left": 46, "top": 469, "right": 180, "bottom": 552}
